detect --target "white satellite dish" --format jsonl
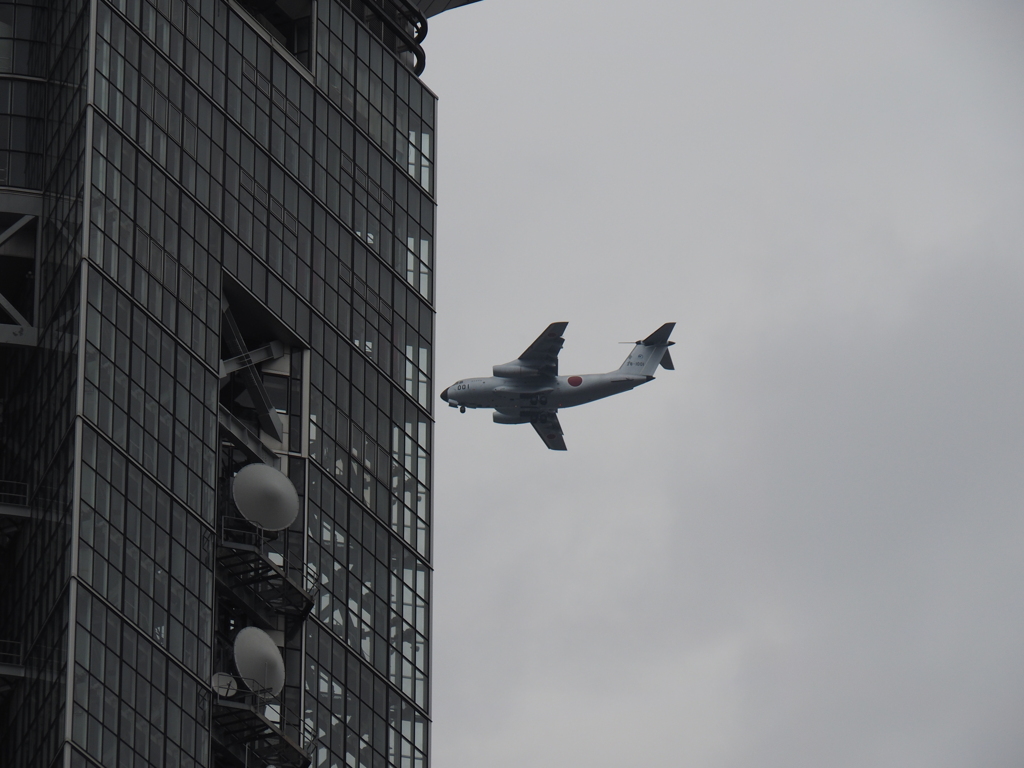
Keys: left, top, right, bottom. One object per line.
{"left": 233, "top": 626, "right": 286, "bottom": 696}
{"left": 232, "top": 463, "right": 300, "bottom": 531}
{"left": 212, "top": 671, "right": 238, "bottom": 697}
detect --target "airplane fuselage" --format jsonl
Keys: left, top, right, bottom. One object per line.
{"left": 441, "top": 372, "right": 652, "bottom": 412}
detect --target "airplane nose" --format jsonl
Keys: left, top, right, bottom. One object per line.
{"left": 440, "top": 387, "right": 449, "bottom": 402}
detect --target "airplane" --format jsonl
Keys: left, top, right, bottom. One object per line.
{"left": 439, "top": 322, "right": 675, "bottom": 450}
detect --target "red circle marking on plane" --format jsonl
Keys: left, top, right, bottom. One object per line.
{"left": 568, "top": 376, "right": 583, "bottom": 387}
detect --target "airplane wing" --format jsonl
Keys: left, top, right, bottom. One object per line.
{"left": 518, "top": 322, "right": 568, "bottom": 376}
{"left": 530, "top": 411, "right": 566, "bottom": 451}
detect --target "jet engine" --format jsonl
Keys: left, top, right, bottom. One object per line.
{"left": 492, "top": 360, "right": 539, "bottom": 378}
{"left": 492, "top": 410, "right": 532, "bottom": 425}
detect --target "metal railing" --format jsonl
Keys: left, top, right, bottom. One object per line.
{"left": 0, "top": 480, "right": 28, "bottom": 506}
{"left": 0, "top": 640, "right": 21, "bottom": 665}
{"left": 220, "top": 516, "right": 293, "bottom": 570}
{"left": 214, "top": 674, "right": 317, "bottom": 751}
{"left": 217, "top": 517, "right": 318, "bottom": 634}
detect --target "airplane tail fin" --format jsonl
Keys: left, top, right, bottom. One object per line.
{"left": 618, "top": 323, "right": 676, "bottom": 376}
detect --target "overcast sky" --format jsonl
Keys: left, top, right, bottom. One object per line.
{"left": 421, "top": 2, "right": 1024, "bottom": 766}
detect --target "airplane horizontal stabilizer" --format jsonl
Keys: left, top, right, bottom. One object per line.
{"left": 618, "top": 323, "right": 676, "bottom": 376}
{"left": 642, "top": 322, "right": 675, "bottom": 346}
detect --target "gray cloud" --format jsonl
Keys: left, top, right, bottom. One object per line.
{"left": 423, "top": 1, "right": 1024, "bottom": 766}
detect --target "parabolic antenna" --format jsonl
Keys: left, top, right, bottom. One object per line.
{"left": 212, "top": 672, "right": 238, "bottom": 697}
{"left": 232, "top": 463, "right": 299, "bottom": 531}
{"left": 233, "top": 626, "right": 286, "bottom": 696}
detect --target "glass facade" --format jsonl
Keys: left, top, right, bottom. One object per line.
{"left": 0, "top": 0, "right": 448, "bottom": 766}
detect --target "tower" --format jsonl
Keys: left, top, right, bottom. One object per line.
{"left": 0, "top": 0, "right": 474, "bottom": 766}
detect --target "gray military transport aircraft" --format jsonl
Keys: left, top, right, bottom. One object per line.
{"left": 440, "top": 322, "right": 675, "bottom": 450}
